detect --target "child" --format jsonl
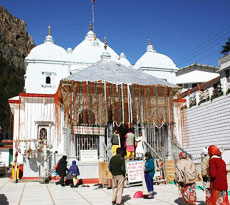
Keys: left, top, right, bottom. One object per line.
{"left": 68, "top": 160, "right": 80, "bottom": 188}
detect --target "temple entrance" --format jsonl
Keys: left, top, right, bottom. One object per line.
{"left": 146, "top": 124, "right": 169, "bottom": 158}
{"left": 73, "top": 125, "right": 105, "bottom": 160}
{"left": 75, "top": 134, "right": 99, "bottom": 159}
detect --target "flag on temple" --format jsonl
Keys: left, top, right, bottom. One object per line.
{"left": 92, "top": 0, "right": 95, "bottom": 3}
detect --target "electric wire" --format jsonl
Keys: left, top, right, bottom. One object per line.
{"left": 176, "top": 37, "right": 228, "bottom": 67}
{"left": 175, "top": 26, "right": 230, "bottom": 62}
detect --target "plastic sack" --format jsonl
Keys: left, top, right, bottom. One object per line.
{"left": 133, "top": 191, "right": 143, "bottom": 198}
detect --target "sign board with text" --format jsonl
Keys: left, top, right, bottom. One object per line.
{"left": 80, "top": 150, "right": 98, "bottom": 162}
{"left": 126, "top": 160, "right": 144, "bottom": 184}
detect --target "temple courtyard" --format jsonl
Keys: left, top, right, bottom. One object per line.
{"left": 0, "top": 177, "right": 206, "bottom": 205}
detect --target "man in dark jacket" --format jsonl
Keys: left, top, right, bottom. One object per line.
{"left": 56, "top": 155, "right": 68, "bottom": 186}
{"left": 109, "top": 148, "right": 125, "bottom": 205}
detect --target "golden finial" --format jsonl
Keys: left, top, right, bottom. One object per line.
{"left": 104, "top": 36, "right": 107, "bottom": 50}
{"left": 148, "top": 38, "right": 151, "bottom": 45}
{"left": 48, "top": 26, "right": 51, "bottom": 35}
{"left": 94, "top": 33, "right": 96, "bottom": 41}
{"left": 89, "top": 21, "right": 92, "bottom": 31}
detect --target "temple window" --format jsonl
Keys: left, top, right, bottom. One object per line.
{"left": 39, "top": 128, "right": 47, "bottom": 140}
{"left": 46, "top": 76, "right": 51, "bottom": 84}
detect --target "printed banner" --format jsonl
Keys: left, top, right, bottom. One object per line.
{"left": 73, "top": 126, "right": 105, "bottom": 135}
{"left": 126, "top": 160, "right": 144, "bottom": 183}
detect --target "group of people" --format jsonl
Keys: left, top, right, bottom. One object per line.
{"left": 175, "top": 145, "right": 229, "bottom": 205}
{"left": 54, "top": 156, "right": 80, "bottom": 187}
{"left": 54, "top": 141, "right": 229, "bottom": 205}
{"left": 109, "top": 147, "right": 155, "bottom": 205}
{"left": 111, "top": 129, "right": 144, "bottom": 158}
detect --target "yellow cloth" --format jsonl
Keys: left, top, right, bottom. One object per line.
{"left": 126, "top": 151, "right": 135, "bottom": 158}
{"left": 112, "top": 145, "right": 120, "bottom": 156}
{"left": 73, "top": 176, "right": 78, "bottom": 186}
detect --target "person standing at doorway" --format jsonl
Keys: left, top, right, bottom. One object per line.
{"left": 135, "top": 132, "right": 144, "bottom": 158}
{"left": 111, "top": 129, "right": 121, "bottom": 156}
{"left": 109, "top": 148, "right": 126, "bottom": 205}
{"left": 124, "top": 129, "right": 135, "bottom": 158}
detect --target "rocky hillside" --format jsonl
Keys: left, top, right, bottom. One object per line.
{"left": 0, "top": 6, "right": 35, "bottom": 133}
{"left": 0, "top": 6, "right": 35, "bottom": 69}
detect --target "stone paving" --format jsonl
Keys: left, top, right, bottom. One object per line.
{"left": 0, "top": 177, "right": 207, "bottom": 205}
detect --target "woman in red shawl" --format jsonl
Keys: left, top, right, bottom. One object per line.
{"left": 206, "top": 145, "right": 229, "bottom": 205}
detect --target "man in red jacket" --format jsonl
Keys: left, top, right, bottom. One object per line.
{"left": 206, "top": 145, "right": 229, "bottom": 205}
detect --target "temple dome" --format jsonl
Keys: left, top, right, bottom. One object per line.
{"left": 72, "top": 30, "right": 119, "bottom": 65}
{"left": 25, "top": 35, "right": 67, "bottom": 61}
{"left": 118, "top": 52, "right": 131, "bottom": 67}
{"left": 134, "top": 42, "right": 178, "bottom": 71}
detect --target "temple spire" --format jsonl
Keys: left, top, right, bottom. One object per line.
{"left": 148, "top": 38, "right": 151, "bottom": 45}
{"left": 48, "top": 26, "right": 51, "bottom": 35}
{"left": 89, "top": 21, "right": 92, "bottom": 31}
{"left": 104, "top": 36, "right": 107, "bottom": 50}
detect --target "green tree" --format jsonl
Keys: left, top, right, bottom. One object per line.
{"left": 221, "top": 38, "right": 230, "bottom": 55}
{"left": 0, "top": 54, "right": 25, "bottom": 135}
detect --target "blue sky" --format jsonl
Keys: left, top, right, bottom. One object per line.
{"left": 1, "top": 0, "right": 230, "bottom": 68}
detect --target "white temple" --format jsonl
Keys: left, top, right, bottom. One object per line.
{"left": 8, "top": 23, "right": 179, "bottom": 180}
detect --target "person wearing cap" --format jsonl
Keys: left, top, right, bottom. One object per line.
{"left": 201, "top": 147, "right": 210, "bottom": 183}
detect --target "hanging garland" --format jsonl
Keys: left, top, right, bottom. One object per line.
{"left": 164, "top": 86, "right": 168, "bottom": 125}
{"left": 90, "top": 82, "right": 95, "bottom": 124}
{"left": 99, "top": 82, "right": 103, "bottom": 125}
{"left": 142, "top": 85, "right": 147, "bottom": 124}
{"left": 146, "top": 86, "right": 151, "bottom": 123}
{"left": 88, "top": 82, "right": 92, "bottom": 124}
{"left": 102, "top": 82, "right": 106, "bottom": 124}
{"left": 94, "top": 82, "right": 99, "bottom": 125}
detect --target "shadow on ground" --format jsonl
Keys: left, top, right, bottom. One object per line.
{"left": 174, "top": 197, "right": 205, "bottom": 205}
{"left": 122, "top": 195, "right": 131, "bottom": 202}
{"left": 0, "top": 194, "right": 9, "bottom": 205}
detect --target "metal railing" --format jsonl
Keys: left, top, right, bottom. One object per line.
{"left": 143, "top": 141, "right": 164, "bottom": 161}
{"left": 38, "top": 152, "right": 56, "bottom": 183}
{"left": 143, "top": 141, "right": 166, "bottom": 183}
{"left": 171, "top": 138, "right": 192, "bottom": 160}
{"left": 102, "top": 141, "right": 111, "bottom": 162}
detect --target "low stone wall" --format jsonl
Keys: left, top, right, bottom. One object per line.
{"left": 181, "top": 94, "right": 230, "bottom": 161}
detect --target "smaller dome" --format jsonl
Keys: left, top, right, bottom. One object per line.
{"left": 26, "top": 34, "right": 67, "bottom": 62}
{"left": 67, "top": 48, "right": 72, "bottom": 54}
{"left": 134, "top": 42, "right": 177, "bottom": 70}
{"left": 66, "top": 48, "right": 73, "bottom": 61}
{"left": 85, "top": 30, "right": 94, "bottom": 41}
{"left": 118, "top": 52, "right": 131, "bottom": 67}
{"left": 101, "top": 51, "right": 111, "bottom": 60}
